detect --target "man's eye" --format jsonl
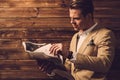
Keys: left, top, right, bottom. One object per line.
{"left": 74, "top": 18, "right": 81, "bottom": 20}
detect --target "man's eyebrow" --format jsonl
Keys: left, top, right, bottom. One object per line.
{"left": 72, "top": 17, "right": 81, "bottom": 20}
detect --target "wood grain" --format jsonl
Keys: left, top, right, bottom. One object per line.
{"left": 0, "top": 0, "right": 120, "bottom": 80}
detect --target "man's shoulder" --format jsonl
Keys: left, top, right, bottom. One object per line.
{"left": 94, "top": 25, "right": 115, "bottom": 40}
{"left": 98, "top": 27, "right": 113, "bottom": 34}
{"left": 93, "top": 24, "right": 113, "bottom": 34}
{"left": 72, "top": 32, "right": 79, "bottom": 38}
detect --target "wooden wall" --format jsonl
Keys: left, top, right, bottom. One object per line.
{"left": 0, "top": 0, "right": 120, "bottom": 80}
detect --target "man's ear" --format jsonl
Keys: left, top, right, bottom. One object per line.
{"left": 86, "top": 13, "right": 93, "bottom": 21}
{"left": 86, "top": 13, "right": 92, "bottom": 18}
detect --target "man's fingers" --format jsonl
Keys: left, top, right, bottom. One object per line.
{"left": 49, "top": 44, "right": 60, "bottom": 55}
{"left": 39, "top": 64, "right": 46, "bottom": 71}
{"left": 39, "top": 62, "right": 54, "bottom": 74}
{"left": 53, "top": 47, "right": 61, "bottom": 55}
{"left": 49, "top": 44, "right": 56, "bottom": 52}
{"left": 46, "top": 66, "right": 55, "bottom": 74}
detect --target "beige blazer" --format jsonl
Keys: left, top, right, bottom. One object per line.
{"left": 64, "top": 25, "right": 116, "bottom": 80}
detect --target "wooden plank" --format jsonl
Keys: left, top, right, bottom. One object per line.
{"left": 0, "top": 17, "right": 119, "bottom": 29}
{"left": 0, "top": 0, "right": 119, "bottom": 8}
{"left": 0, "top": 60, "right": 37, "bottom": 66}
{"left": 0, "top": 70, "right": 48, "bottom": 79}
{"left": 94, "top": 8, "right": 120, "bottom": 16}
{"left": 23, "top": 38, "right": 71, "bottom": 44}
{"left": 0, "top": 7, "right": 119, "bottom": 18}
{"left": 0, "top": 60, "right": 39, "bottom": 70}
{"left": 0, "top": 17, "right": 71, "bottom": 28}
{"left": 25, "top": 29, "right": 74, "bottom": 39}
{"left": 97, "top": 17, "right": 120, "bottom": 30}
{"left": 0, "top": 39, "right": 22, "bottom": 48}
{"left": 0, "top": 27, "right": 74, "bottom": 38}
{"left": 94, "top": 1, "right": 120, "bottom": 8}
{"left": 0, "top": 8, "right": 37, "bottom": 18}
{"left": 0, "top": 0, "right": 70, "bottom": 8}
{"left": 0, "top": 52, "right": 29, "bottom": 60}
{"left": 0, "top": 39, "right": 25, "bottom": 59}
{"left": 0, "top": 7, "right": 69, "bottom": 18}
{"left": 0, "top": 50, "right": 24, "bottom": 59}
{"left": 0, "top": 29, "right": 24, "bottom": 38}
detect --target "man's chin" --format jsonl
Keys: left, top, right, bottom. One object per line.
{"left": 73, "top": 28, "right": 79, "bottom": 31}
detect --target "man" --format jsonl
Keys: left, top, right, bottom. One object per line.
{"left": 48, "top": 0, "right": 116, "bottom": 80}
{"left": 31, "top": 0, "right": 116, "bottom": 80}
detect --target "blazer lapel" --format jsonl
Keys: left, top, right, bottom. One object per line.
{"left": 77, "top": 25, "right": 101, "bottom": 54}
{"left": 70, "top": 33, "right": 78, "bottom": 53}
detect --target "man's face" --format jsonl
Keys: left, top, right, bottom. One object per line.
{"left": 69, "top": 9, "right": 89, "bottom": 31}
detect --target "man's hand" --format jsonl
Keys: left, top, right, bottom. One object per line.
{"left": 36, "top": 58, "right": 75, "bottom": 80}
{"left": 36, "top": 57, "right": 67, "bottom": 74}
{"left": 49, "top": 43, "right": 63, "bottom": 55}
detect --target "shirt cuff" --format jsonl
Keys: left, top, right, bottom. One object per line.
{"left": 70, "top": 52, "right": 77, "bottom": 62}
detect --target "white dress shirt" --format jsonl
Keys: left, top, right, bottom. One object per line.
{"left": 71, "top": 23, "right": 98, "bottom": 60}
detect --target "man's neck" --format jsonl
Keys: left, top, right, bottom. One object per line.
{"left": 79, "top": 21, "right": 95, "bottom": 34}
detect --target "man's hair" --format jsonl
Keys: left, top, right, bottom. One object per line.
{"left": 69, "top": 0, "right": 94, "bottom": 17}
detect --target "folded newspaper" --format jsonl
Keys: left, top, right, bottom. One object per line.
{"left": 22, "top": 41, "right": 74, "bottom": 80}
{"left": 22, "top": 41, "right": 65, "bottom": 71}
{"left": 22, "top": 41, "right": 55, "bottom": 57}
{"left": 22, "top": 41, "right": 63, "bottom": 60}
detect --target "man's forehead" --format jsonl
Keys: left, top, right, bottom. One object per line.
{"left": 69, "top": 9, "right": 82, "bottom": 15}
{"left": 69, "top": 9, "right": 81, "bottom": 12}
